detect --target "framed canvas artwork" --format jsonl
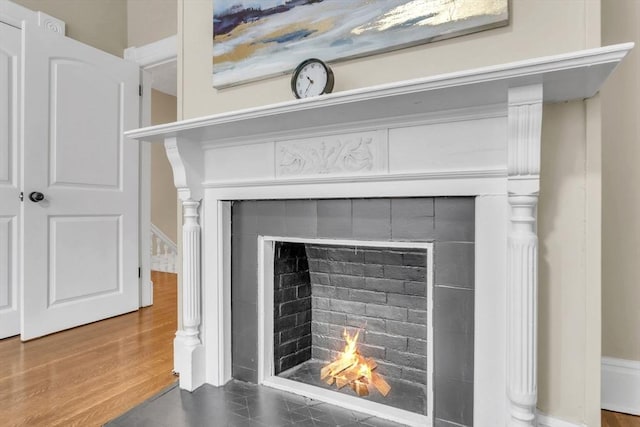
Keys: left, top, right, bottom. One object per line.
{"left": 212, "top": 0, "right": 509, "bottom": 88}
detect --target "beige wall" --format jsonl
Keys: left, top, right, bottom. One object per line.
{"left": 13, "top": 0, "right": 128, "bottom": 57}
{"left": 150, "top": 90, "right": 178, "bottom": 243}
{"left": 179, "top": 0, "right": 603, "bottom": 424}
{"left": 538, "top": 99, "right": 602, "bottom": 424}
{"left": 601, "top": 0, "right": 640, "bottom": 362}
{"left": 127, "top": 0, "right": 177, "bottom": 47}
{"left": 179, "top": 0, "right": 597, "bottom": 118}
{"left": 126, "top": 0, "right": 178, "bottom": 244}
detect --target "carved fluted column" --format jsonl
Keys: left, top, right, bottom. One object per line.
{"left": 172, "top": 195, "right": 206, "bottom": 391}
{"left": 507, "top": 84, "right": 542, "bottom": 426}
{"left": 181, "top": 199, "right": 202, "bottom": 346}
{"left": 507, "top": 194, "right": 538, "bottom": 425}
{"left": 164, "top": 136, "right": 206, "bottom": 391}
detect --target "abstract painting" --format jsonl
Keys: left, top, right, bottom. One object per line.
{"left": 212, "top": 0, "right": 508, "bottom": 88}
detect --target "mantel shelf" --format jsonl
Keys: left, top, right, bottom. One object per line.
{"left": 126, "top": 42, "right": 632, "bottom": 144}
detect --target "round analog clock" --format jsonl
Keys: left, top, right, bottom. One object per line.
{"left": 291, "top": 58, "right": 334, "bottom": 99}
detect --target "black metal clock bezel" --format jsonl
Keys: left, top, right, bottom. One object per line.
{"left": 291, "top": 58, "right": 334, "bottom": 99}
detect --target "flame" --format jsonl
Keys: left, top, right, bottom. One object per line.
{"left": 358, "top": 362, "right": 372, "bottom": 382}
{"left": 341, "top": 329, "right": 373, "bottom": 379}
{"left": 343, "top": 328, "right": 359, "bottom": 356}
{"left": 321, "top": 328, "right": 390, "bottom": 397}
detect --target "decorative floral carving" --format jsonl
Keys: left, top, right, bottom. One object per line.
{"left": 278, "top": 137, "right": 375, "bottom": 176}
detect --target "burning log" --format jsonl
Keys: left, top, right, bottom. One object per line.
{"left": 321, "top": 328, "right": 391, "bottom": 397}
{"left": 352, "top": 380, "right": 369, "bottom": 397}
{"left": 335, "top": 376, "right": 349, "bottom": 389}
{"left": 370, "top": 372, "right": 391, "bottom": 397}
{"left": 342, "top": 364, "right": 363, "bottom": 382}
{"left": 320, "top": 357, "right": 355, "bottom": 380}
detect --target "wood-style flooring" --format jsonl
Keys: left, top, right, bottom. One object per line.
{"left": 1, "top": 271, "right": 639, "bottom": 426}
{"left": 0, "top": 271, "right": 178, "bottom": 427}
{"left": 603, "top": 410, "right": 640, "bottom": 427}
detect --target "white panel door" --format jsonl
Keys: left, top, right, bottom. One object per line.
{"left": 21, "top": 23, "right": 140, "bottom": 340}
{"left": 0, "top": 23, "right": 20, "bottom": 339}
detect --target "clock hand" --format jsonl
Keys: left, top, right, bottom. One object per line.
{"left": 304, "top": 78, "right": 313, "bottom": 96}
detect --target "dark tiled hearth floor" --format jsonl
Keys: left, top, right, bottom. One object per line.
{"left": 105, "top": 380, "right": 409, "bottom": 427}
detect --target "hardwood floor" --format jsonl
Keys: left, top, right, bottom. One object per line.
{"left": 0, "top": 271, "right": 178, "bottom": 427}
{"left": 603, "top": 410, "right": 640, "bottom": 427}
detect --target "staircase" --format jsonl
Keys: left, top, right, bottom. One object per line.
{"left": 151, "top": 224, "right": 177, "bottom": 273}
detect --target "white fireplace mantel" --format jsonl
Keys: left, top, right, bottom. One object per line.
{"left": 129, "top": 43, "right": 630, "bottom": 145}
{"left": 126, "top": 43, "right": 632, "bottom": 427}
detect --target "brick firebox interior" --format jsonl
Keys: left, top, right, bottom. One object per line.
{"left": 273, "top": 241, "right": 430, "bottom": 387}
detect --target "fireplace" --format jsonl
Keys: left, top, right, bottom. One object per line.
{"left": 125, "top": 44, "right": 631, "bottom": 427}
{"left": 231, "top": 197, "right": 474, "bottom": 425}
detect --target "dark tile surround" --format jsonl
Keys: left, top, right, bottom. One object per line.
{"left": 231, "top": 198, "right": 475, "bottom": 426}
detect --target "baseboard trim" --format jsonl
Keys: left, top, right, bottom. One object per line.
{"left": 537, "top": 412, "right": 586, "bottom": 427}
{"left": 602, "top": 356, "right": 640, "bottom": 415}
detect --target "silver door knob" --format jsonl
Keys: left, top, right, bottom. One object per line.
{"left": 29, "top": 192, "right": 45, "bottom": 202}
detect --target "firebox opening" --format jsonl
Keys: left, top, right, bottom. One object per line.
{"left": 272, "top": 241, "right": 431, "bottom": 416}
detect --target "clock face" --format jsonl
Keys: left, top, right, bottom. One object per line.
{"left": 292, "top": 59, "right": 334, "bottom": 99}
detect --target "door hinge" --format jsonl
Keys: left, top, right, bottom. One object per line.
{"left": 138, "top": 267, "right": 141, "bottom": 278}
{"left": 19, "top": 192, "right": 23, "bottom": 202}
{"left": 139, "top": 85, "right": 142, "bottom": 97}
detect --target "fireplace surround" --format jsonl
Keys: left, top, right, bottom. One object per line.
{"left": 126, "top": 44, "right": 632, "bottom": 426}
{"left": 230, "top": 197, "right": 474, "bottom": 426}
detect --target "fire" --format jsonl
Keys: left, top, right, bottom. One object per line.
{"left": 344, "top": 329, "right": 359, "bottom": 356}
{"left": 320, "top": 328, "right": 391, "bottom": 397}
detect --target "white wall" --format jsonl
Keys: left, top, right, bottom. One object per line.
{"left": 178, "top": 1, "right": 603, "bottom": 424}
